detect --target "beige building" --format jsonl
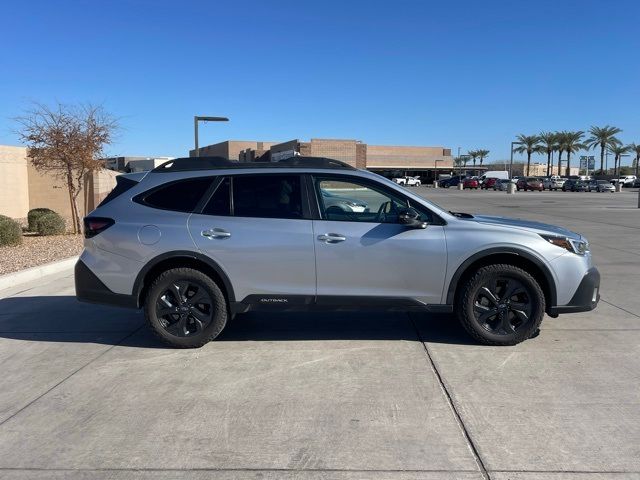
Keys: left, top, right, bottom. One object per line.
{"left": 511, "top": 162, "right": 579, "bottom": 177}
{"left": 366, "top": 144, "right": 452, "bottom": 170}
{"left": 271, "top": 139, "right": 368, "bottom": 168}
{"left": 0, "top": 144, "right": 119, "bottom": 227}
{"left": 0, "top": 145, "right": 30, "bottom": 220}
{"left": 201, "top": 138, "right": 455, "bottom": 181}
{"left": 189, "top": 141, "right": 277, "bottom": 161}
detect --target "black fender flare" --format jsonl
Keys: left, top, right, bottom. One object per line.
{"left": 445, "top": 247, "right": 557, "bottom": 306}
{"left": 132, "top": 250, "right": 235, "bottom": 306}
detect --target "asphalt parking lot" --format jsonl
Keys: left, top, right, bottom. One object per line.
{"left": 0, "top": 188, "right": 638, "bottom": 479}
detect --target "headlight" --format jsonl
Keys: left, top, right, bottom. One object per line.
{"left": 540, "top": 234, "right": 589, "bottom": 255}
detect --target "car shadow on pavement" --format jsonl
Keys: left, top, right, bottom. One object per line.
{"left": 0, "top": 296, "right": 477, "bottom": 347}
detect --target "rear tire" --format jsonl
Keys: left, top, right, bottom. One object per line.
{"left": 456, "top": 264, "right": 545, "bottom": 346}
{"left": 144, "top": 268, "right": 228, "bottom": 348}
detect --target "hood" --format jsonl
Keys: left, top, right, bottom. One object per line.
{"left": 468, "top": 214, "right": 582, "bottom": 240}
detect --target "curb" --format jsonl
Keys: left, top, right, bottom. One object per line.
{"left": 0, "top": 256, "right": 78, "bottom": 292}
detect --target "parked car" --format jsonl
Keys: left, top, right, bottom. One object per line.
{"left": 321, "top": 189, "right": 369, "bottom": 212}
{"left": 405, "top": 176, "right": 421, "bottom": 187}
{"left": 478, "top": 171, "right": 509, "bottom": 185}
{"left": 392, "top": 176, "right": 407, "bottom": 185}
{"left": 592, "top": 180, "right": 615, "bottom": 192}
{"left": 463, "top": 178, "right": 479, "bottom": 189}
{"left": 439, "top": 175, "right": 466, "bottom": 188}
{"left": 542, "top": 176, "right": 565, "bottom": 191}
{"left": 392, "top": 176, "right": 420, "bottom": 186}
{"left": 516, "top": 177, "right": 543, "bottom": 191}
{"left": 571, "top": 180, "right": 591, "bottom": 192}
{"left": 495, "top": 179, "right": 513, "bottom": 191}
{"left": 562, "top": 179, "right": 577, "bottom": 191}
{"left": 76, "top": 155, "right": 599, "bottom": 348}
{"left": 610, "top": 175, "right": 637, "bottom": 187}
{"left": 481, "top": 177, "right": 499, "bottom": 190}
{"left": 632, "top": 178, "right": 640, "bottom": 188}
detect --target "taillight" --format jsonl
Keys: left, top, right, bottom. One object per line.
{"left": 83, "top": 217, "right": 115, "bottom": 238}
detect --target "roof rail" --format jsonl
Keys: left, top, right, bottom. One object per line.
{"left": 151, "top": 156, "right": 356, "bottom": 172}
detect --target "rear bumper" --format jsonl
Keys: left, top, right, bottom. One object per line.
{"left": 548, "top": 267, "right": 600, "bottom": 315}
{"left": 75, "top": 260, "right": 138, "bottom": 309}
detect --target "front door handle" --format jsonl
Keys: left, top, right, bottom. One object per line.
{"left": 201, "top": 228, "right": 231, "bottom": 239}
{"left": 318, "top": 233, "right": 346, "bottom": 243}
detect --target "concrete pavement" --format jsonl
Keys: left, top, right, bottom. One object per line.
{"left": 0, "top": 189, "right": 638, "bottom": 479}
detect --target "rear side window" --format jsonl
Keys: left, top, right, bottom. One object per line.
{"left": 137, "top": 177, "right": 212, "bottom": 212}
{"left": 233, "top": 175, "right": 303, "bottom": 219}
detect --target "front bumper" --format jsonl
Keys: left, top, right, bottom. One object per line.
{"left": 75, "top": 260, "right": 138, "bottom": 309}
{"left": 548, "top": 267, "right": 600, "bottom": 315}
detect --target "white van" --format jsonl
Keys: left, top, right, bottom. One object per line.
{"left": 479, "top": 171, "right": 509, "bottom": 184}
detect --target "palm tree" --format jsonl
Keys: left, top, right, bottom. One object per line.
{"left": 562, "top": 131, "right": 586, "bottom": 177}
{"left": 468, "top": 150, "right": 479, "bottom": 169}
{"left": 555, "top": 131, "right": 565, "bottom": 176}
{"left": 513, "top": 134, "right": 541, "bottom": 176}
{"left": 538, "top": 132, "right": 557, "bottom": 176}
{"left": 629, "top": 143, "right": 640, "bottom": 177}
{"left": 585, "top": 125, "right": 622, "bottom": 174}
{"left": 477, "top": 149, "right": 490, "bottom": 167}
{"left": 608, "top": 144, "right": 631, "bottom": 178}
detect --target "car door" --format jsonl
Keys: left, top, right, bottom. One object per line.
{"left": 188, "top": 174, "right": 316, "bottom": 303}
{"left": 310, "top": 175, "right": 448, "bottom": 305}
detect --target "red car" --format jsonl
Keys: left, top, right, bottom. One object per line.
{"left": 463, "top": 178, "right": 479, "bottom": 189}
{"left": 516, "top": 177, "right": 543, "bottom": 191}
{"left": 482, "top": 177, "right": 498, "bottom": 189}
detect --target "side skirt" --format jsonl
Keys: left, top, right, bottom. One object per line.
{"left": 230, "top": 294, "right": 454, "bottom": 314}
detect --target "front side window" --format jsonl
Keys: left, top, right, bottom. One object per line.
{"left": 233, "top": 175, "right": 303, "bottom": 219}
{"left": 202, "top": 177, "right": 231, "bottom": 216}
{"left": 137, "top": 177, "right": 212, "bottom": 212}
{"left": 316, "top": 177, "right": 430, "bottom": 223}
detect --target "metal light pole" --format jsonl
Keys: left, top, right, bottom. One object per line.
{"left": 509, "top": 141, "right": 520, "bottom": 179}
{"left": 618, "top": 153, "right": 630, "bottom": 178}
{"left": 194, "top": 116, "right": 229, "bottom": 157}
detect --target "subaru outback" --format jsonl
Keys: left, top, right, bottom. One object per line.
{"left": 76, "top": 157, "right": 600, "bottom": 348}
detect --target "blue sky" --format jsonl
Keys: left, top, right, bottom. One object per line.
{"left": 1, "top": 0, "right": 639, "bottom": 164}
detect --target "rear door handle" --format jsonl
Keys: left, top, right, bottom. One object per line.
{"left": 318, "top": 233, "right": 346, "bottom": 243}
{"left": 201, "top": 228, "right": 231, "bottom": 239}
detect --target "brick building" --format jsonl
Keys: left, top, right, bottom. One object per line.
{"left": 192, "top": 138, "right": 456, "bottom": 181}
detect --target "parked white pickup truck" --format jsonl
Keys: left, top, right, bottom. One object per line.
{"left": 611, "top": 175, "right": 637, "bottom": 187}
{"left": 392, "top": 176, "right": 421, "bottom": 187}
{"left": 542, "top": 175, "right": 565, "bottom": 191}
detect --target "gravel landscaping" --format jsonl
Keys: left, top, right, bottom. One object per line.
{"left": 0, "top": 234, "right": 83, "bottom": 275}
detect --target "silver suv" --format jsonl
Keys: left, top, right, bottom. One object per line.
{"left": 76, "top": 157, "right": 600, "bottom": 348}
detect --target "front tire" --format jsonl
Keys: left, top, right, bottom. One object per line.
{"left": 145, "top": 268, "right": 228, "bottom": 348}
{"left": 456, "top": 264, "right": 545, "bottom": 346}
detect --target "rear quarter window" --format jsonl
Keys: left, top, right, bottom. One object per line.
{"left": 98, "top": 176, "right": 139, "bottom": 207}
{"left": 135, "top": 177, "right": 213, "bottom": 212}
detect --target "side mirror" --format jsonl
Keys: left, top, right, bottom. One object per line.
{"left": 398, "top": 208, "right": 427, "bottom": 229}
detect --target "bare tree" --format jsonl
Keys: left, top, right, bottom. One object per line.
{"left": 15, "top": 103, "right": 118, "bottom": 233}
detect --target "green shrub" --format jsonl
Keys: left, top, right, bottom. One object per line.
{"left": 36, "top": 211, "right": 66, "bottom": 236}
{"left": 28, "top": 208, "right": 55, "bottom": 232}
{"left": 0, "top": 215, "right": 23, "bottom": 246}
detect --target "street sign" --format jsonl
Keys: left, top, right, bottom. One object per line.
{"left": 580, "top": 156, "right": 595, "bottom": 170}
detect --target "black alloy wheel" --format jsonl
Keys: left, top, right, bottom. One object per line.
{"left": 156, "top": 280, "right": 213, "bottom": 337}
{"left": 145, "top": 268, "right": 228, "bottom": 348}
{"left": 472, "top": 276, "right": 532, "bottom": 335}
{"left": 457, "top": 264, "right": 545, "bottom": 345}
